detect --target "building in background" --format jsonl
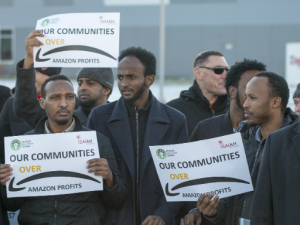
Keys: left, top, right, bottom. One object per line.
{"left": 0, "top": 0, "right": 300, "bottom": 80}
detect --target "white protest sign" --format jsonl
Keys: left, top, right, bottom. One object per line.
{"left": 5, "top": 131, "right": 103, "bottom": 198}
{"left": 34, "top": 13, "right": 120, "bottom": 68}
{"left": 150, "top": 133, "right": 253, "bottom": 202}
{"left": 286, "top": 42, "right": 300, "bottom": 106}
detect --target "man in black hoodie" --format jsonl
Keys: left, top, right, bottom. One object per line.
{"left": 167, "top": 51, "right": 229, "bottom": 136}
{"left": 197, "top": 72, "right": 299, "bottom": 225}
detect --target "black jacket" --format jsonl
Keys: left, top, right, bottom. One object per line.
{"left": 251, "top": 119, "right": 300, "bottom": 225}
{"left": 0, "top": 85, "right": 11, "bottom": 113}
{"left": 166, "top": 80, "right": 228, "bottom": 136}
{"left": 13, "top": 60, "right": 79, "bottom": 129}
{"left": 1, "top": 115, "right": 127, "bottom": 225}
{"left": 88, "top": 96, "right": 188, "bottom": 225}
{"left": 206, "top": 108, "right": 299, "bottom": 225}
{"left": 0, "top": 97, "right": 32, "bottom": 164}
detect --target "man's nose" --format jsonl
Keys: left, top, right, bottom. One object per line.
{"left": 243, "top": 98, "right": 249, "bottom": 109}
{"left": 59, "top": 97, "right": 68, "bottom": 107}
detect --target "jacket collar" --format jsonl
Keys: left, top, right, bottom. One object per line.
{"left": 180, "top": 80, "right": 228, "bottom": 112}
{"left": 74, "top": 106, "right": 88, "bottom": 126}
{"left": 108, "top": 93, "right": 170, "bottom": 181}
{"left": 34, "top": 115, "right": 84, "bottom": 134}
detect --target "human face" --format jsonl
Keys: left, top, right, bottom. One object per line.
{"left": 294, "top": 97, "right": 300, "bottom": 116}
{"left": 117, "top": 56, "right": 150, "bottom": 105}
{"left": 40, "top": 80, "right": 75, "bottom": 126}
{"left": 236, "top": 70, "right": 260, "bottom": 109}
{"left": 77, "top": 78, "right": 110, "bottom": 109}
{"left": 197, "top": 55, "right": 228, "bottom": 96}
{"left": 35, "top": 70, "right": 49, "bottom": 95}
{"left": 243, "top": 77, "right": 271, "bottom": 127}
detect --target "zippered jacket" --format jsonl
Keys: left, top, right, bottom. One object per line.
{"left": 1, "top": 115, "right": 128, "bottom": 225}
{"left": 166, "top": 80, "right": 228, "bottom": 137}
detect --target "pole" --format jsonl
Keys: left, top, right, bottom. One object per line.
{"left": 159, "top": 0, "right": 165, "bottom": 102}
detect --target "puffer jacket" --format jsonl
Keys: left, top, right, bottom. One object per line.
{"left": 1, "top": 115, "right": 128, "bottom": 225}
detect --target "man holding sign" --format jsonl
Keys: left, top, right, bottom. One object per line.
{"left": 0, "top": 75, "right": 127, "bottom": 225}
{"left": 198, "top": 72, "right": 299, "bottom": 225}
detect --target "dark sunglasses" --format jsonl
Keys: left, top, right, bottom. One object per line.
{"left": 198, "top": 66, "right": 230, "bottom": 75}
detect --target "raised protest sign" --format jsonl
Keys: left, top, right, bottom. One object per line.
{"left": 34, "top": 13, "right": 120, "bottom": 68}
{"left": 5, "top": 131, "right": 103, "bottom": 198}
{"left": 149, "top": 133, "right": 253, "bottom": 202}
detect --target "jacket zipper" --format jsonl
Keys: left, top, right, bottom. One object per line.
{"left": 53, "top": 196, "right": 58, "bottom": 225}
{"left": 135, "top": 110, "right": 140, "bottom": 223}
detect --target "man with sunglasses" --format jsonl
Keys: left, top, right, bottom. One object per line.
{"left": 167, "top": 51, "right": 229, "bottom": 137}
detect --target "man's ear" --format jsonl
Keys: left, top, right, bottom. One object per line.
{"left": 102, "top": 86, "right": 111, "bottom": 97}
{"left": 145, "top": 75, "right": 155, "bottom": 87}
{"left": 193, "top": 67, "right": 202, "bottom": 81}
{"left": 228, "top": 86, "right": 237, "bottom": 100}
{"left": 271, "top": 97, "right": 282, "bottom": 109}
{"left": 39, "top": 98, "right": 46, "bottom": 109}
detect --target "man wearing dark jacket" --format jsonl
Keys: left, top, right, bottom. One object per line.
{"left": 0, "top": 85, "right": 11, "bottom": 113}
{"left": 183, "top": 59, "right": 266, "bottom": 225}
{"left": 88, "top": 47, "right": 188, "bottom": 225}
{"left": 0, "top": 75, "right": 127, "bottom": 225}
{"left": 197, "top": 72, "right": 299, "bottom": 225}
{"left": 13, "top": 30, "right": 113, "bottom": 128}
{"left": 251, "top": 108, "right": 300, "bottom": 225}
{"left": 167, "top": 51, "right": 229, "bottom": 136}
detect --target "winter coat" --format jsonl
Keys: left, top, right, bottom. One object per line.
{"left": 0, "top": 85, "right": 11, "bottom": 113}
{"left": 166, "top": 80, "right": 228, "bottom": 137}
{"left": 0, "top": 97, "right": 32, "bottom": 164}
{"left": 1, "top": 115, "right": 127, "bottom": 225}
{"left": 250, "top": 116, "right": 300, "bottom": 224}
{"left": 206, "top": 108, "right": 299, "bottom": 225}
{"left": 87, "top": 95, "right": 189, "bottom": 225}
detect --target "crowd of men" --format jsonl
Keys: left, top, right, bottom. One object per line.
{"left": 0, "top": 30, "right": 299, "bottom": 225}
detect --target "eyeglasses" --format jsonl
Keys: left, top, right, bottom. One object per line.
{"left": 198, "top": 66, "right": 230, "bottom": 75}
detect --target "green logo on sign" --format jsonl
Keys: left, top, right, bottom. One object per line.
{"left": 156, "top": 149, "right": 166, "bottom": 159}
{"left": 41, "top": 19, "right": 50, "bottom": 27}
{"left": 11, "top": 139, "right": 21, "bottom": 151}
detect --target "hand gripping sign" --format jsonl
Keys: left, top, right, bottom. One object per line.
{"left": 149, "top": 133, "right": 253, "bottom": 201}
{"left": 5, "top": 131, "right": 103, "bottom": 198}
{"left": 34, "top": 13, "right": 120, "bottom": 68}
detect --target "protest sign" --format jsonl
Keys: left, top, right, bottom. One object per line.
{"left": 149, "top": 133, "right": 253, "bottom": 201}
{"left": 5, "top": 131, "right": 103, "bottom": 198}
{"left": 33, "top": 13, "right": 120, "bottom": 68}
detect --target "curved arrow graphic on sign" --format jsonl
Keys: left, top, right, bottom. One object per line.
{"left": 35, "top": 46, "right": 117, "bottom": 62}
{"left": 165, "top": 177, "right": 250, "bottom": 196}
{"left": 9, "top": 171, "right": 101, "bottom": 192}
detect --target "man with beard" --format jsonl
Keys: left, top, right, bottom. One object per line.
{"left": 88, "top": 47, "right": 188, "bottom": 225}
{"left": 76, "top": 68, "right": 114, "bottom": 126}
{"left": 183, "top": 59, "right": 266, "bottom": 225}
{"left": 0, "top": 75, "right": 127, "bottom": 225}
{"left": 167, "top": 51, "right": 229, "bottom": 136}
{"left": 196, "top": 72, "right": 299, "bottom": 225}
{"left": 13, "top": 30, "right": 113, "bottom": 128}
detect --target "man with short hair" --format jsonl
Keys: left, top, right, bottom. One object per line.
{"left": 183, "top": 59, "right": 266, "bottom": 225}
{"left": 88, "top": 47, "right": 188, "bottom": 225}
{"left": 197, "top": 72, "right": 299, "bottom": 225}
{"left": 13, "top": 30, "right": 113, "bottom": 128}
{"left": 167, "top": 51, "right": 229, "bottom": 136}
{"left": 0, "top": 75, "right": 127, "bottom": 225}
{"left": 293, "top": 83, "right": 300, "bottom": 116}
{"left": 76, "top": 68, "right": 114, "bottom": 125}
